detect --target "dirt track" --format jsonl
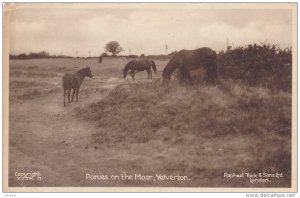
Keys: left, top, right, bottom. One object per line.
{"left": 9, "top": 58, "right": 187, "bottom": 187}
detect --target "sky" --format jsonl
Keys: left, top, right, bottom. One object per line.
{"left": 7, "top": 3, "right": 294, "bottom": 57}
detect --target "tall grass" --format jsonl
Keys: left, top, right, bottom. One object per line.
{"left": 79, "top": 80, "right": 291, "bottom": 140}
{"left": 76, "top": 79, "right": 291, "bottom": 187}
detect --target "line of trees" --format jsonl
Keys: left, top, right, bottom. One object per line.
{"left": 9, "top": 41, "right": 125, "bottom": 60}
{"left": 9, "top": 51, "right": 73, "bottom": 60}
{"left": 9, "top": 40, "right": 170, "bottom": 59}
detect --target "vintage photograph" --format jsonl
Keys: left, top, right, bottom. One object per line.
{"left": 3, "top": 3, "right": 297, "bottom": 192}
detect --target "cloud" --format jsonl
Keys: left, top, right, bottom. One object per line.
{"left": 8, "top": 5, "right": 293, "bottom": 56}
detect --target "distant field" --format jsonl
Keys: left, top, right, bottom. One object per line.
{"left": 9, "top": 57, "right": 291, "bottom": 187}
{"left": 9, "top": 57, "right": 168, "bottom": 101}
{"left": 9, "top": 57, "right": 168, "bottom": 79}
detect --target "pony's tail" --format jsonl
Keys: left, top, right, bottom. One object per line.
{"left": 151, "top": 60, "right": 157, "bottom": 73}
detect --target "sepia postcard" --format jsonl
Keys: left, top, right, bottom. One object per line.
{"left": 3, "top": 2, "right": 297, "bottom": 192}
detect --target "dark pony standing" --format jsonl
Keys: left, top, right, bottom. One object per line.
{"left": 123, "top": 58, "right": 157, "bottom": 80}
{"left": 62, "top": 67, "right": 93, "bottom": 106}
{"left": 162, "top": 47, "right": 217, "bottom": 84}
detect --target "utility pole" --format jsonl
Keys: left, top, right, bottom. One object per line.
{"left": 226, "top": 38, "right": 229, "bottom": 51}
{"left": 165, "top": 44, "right": 168, "bottom": 55}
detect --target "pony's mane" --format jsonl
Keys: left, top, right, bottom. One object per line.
{"left": 76, "top": 67, "right": 88, "bottom": 74}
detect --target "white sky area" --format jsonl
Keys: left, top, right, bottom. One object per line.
{"left": 8, "top": 4, "right": 293, "bottom": 57}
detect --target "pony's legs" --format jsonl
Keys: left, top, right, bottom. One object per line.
{"left": 131, "top": 70, "right": 135, "bottom": 80}
{"left": 76, "top": 87, "right": 79, "bottom": 102}
{"left": 178, "top": 67, "right": 188, "bottom": 84}
{"left": 130, "top": 70, "right": 134, "bottom": 79}
{"left": 147, "top": 69, "right": 152, "bottom": 79}
{"left": 181, "top": 66, "right": 193, "bottom": 85}
{"left": 67, "top": 89, "right": 71, "bottom": 103}
{"left": 179, "top": 68, "right": 185, "bottom": 81}
{"left": 63, "top": 89, "right": 66, "bottom": 106}
{"left": 71, "top": 89, "right": 76, "bottom": 102}
{"left": 187, "top": 72, "right": 193, "bottom": 85}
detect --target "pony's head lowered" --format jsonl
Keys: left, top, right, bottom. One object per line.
{"left": 161, "top": 61, "right": 174, "bottom": 85}
{"left": 162, "top": 65, "right": 171, "bottom": 79}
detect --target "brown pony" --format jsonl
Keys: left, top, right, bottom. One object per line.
{"left": 123, "top": 58, "right": 157, "bottom": 80}
{"left": 162, "top": 47, "right": 217, "bottom": 84}
{"left": 62, "top": 67, "right": 93, "bottom": 106}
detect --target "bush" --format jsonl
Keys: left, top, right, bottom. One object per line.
{"left": 217, "top": 43, "right": 292, "bottom": 92}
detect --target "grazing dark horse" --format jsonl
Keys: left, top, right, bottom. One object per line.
{"left": 123, "top": 58, "right": 157, "bottom": 80}
{"left": 162, "top": 47, "right": 217, "bottom": 84}
{"left": 62, "top": 67, "right": 93, "bottom": 106}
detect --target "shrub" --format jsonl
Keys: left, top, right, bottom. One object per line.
{"left": 217, "top": 43, "right": 292, "bottom": 92}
